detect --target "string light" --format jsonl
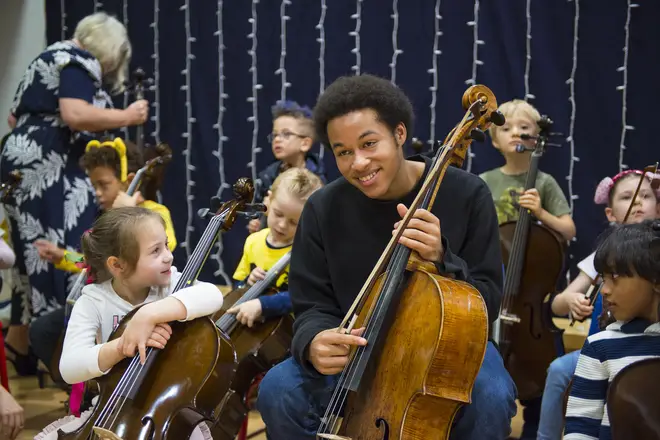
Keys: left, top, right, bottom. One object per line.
{"left": 428, "top": 0, "right": 442, "bottom": 146}
{"left": 121, "top": 0, "right": 130, "bottom": 140}
{"left": 617, "top": 0, "right": 639, "bottom": 172}
{"left": 350, "top": 0, "right": 362, "bottom": 75}
{"left": 277, "top": 0, "right": 291, "bottom": 101}
{"left": 465, "top": 0, "right": 484, "bottom": 172}
{"left": 150, "top": 0, "right": 161, "bottom": 144}
{"left": 523, "top": 0, "right": 535, "bottom": 100}
{"left": 316, "top": 0, "right": 327, "bottom": 160}
{"left": 389, "top": 0, "right": 402, "bottom": 84}
{"left": 566, "top": 0, "right": 580, "bottom": 218}
{"left": 179, "top": 0, "right": 197, "bottom": 258}
{"left": 94, "top": 1, "right": 103, "bottom": 12}
{"left": 565, "top": 0, "right": 581, "bottom": 282}
{"left": 246, "top": 0, "right": 262, "bottom": 185}
{"left": 211, "top": 0, "right": 230, "bottom": 284}
{"left": 60, "top": 0, "right": 67, "bottom": 40}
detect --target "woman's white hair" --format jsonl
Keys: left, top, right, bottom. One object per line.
{"left": 73, "top": 12, "right": 131, "bottom": 95}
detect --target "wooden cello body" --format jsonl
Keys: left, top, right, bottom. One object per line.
{"left": 57, "top": 310, "right": 237, "bottom": 440}
{"left": 316, "top": 85, "right": 504, "bottom": 440}
{"left": 607, "top": 358, "right": 660, "bottom": 440}
{"left": 334, "top": 266, "right": 488, "bottom": 439}
{"left": 495, "top": 116, "right": 565, "bottom": 401}
{"left": 498, "top": 221, "right": 565, "bottom": 400}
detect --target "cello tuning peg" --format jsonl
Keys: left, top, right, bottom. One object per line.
{"left": 209, "top": 196, "right": 222, "bottom": 212}
{"left": 488, "top": 110, "right": 506, "bottom": 127}
{"left": 197, "top": 207, "right": 212, "bottom": 219}
{"left": 133, "top": 68, "right": 146, "bottom": 80}
{"left": 470, "top": 128, "right": 486, "bottom": 143}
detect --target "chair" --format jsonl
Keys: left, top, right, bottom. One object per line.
{"left": 236, "top": 372, "right": 267, "bottom": 440}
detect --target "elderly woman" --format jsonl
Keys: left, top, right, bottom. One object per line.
{"left": 0, "top": 12, "right": 148, "bottom": 376}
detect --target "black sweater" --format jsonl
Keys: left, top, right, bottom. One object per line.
{"left": 289, "top": 155, "right": 504, "bottom": 374}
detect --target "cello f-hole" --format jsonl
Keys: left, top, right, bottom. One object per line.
{"left": 375, "top": 417, "right": 390, "bottom": 440}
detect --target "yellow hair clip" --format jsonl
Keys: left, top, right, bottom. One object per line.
{"left": 85, "top": 138, "right": 128, "bottom": 182}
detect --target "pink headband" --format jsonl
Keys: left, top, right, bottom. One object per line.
{"left": 594, "top": 169, "right": 660, "bottom": 205}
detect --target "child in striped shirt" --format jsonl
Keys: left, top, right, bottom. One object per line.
{"left": 564, "top": 219, "right": 660, "bottom": 440}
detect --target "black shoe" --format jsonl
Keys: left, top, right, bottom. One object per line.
{"left": 4, "top": 342, "right": 37, "bottom": 376}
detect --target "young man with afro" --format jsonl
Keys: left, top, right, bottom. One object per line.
{"left": 256, "top": 74, "right": 517, "bottom": 439}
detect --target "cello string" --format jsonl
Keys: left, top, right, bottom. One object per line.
{"left": 327, "top": 243, "right": 410, "bottom": 434}
{"left": 320, "top": 233, "right": 408, "bottom": 433}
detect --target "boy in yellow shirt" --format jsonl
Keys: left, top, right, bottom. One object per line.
{"left": 228, "top": 167, "right": 322, "bottom": 327}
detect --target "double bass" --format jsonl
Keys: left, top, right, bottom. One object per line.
{"left": 316, "top": 85, "right": 504, "bottom": 439}
{"left": 58, "top": 178, "right": 265, "bottom": 440}
{"left": 495, "top": 116, "right": 566, "bottom": 401}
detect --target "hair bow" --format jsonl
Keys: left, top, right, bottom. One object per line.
{"left": 593, "top": 169, "right": 660, "bottom": 205}
{"left": 85, "top": 138, "right": 128, "bottom": 182}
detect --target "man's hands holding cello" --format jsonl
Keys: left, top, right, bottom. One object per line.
{"left": 393, "top": 203, "right": 444, "bottom": 262}
{"left": 308, "top": 328, "right": 367, "bottom": 375}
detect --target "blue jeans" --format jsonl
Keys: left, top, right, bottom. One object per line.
{"left": 257, "top": 342, "right": 517, "bottom": 440}
{"left": 536, "top": 350, "right": 579, "bottom": 440}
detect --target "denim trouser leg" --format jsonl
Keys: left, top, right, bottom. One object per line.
{"left": 257, "top": 342, "right": 517, "bottom": 440}
{"left": 536, "top": 350, "right": 580, "bottom": 440}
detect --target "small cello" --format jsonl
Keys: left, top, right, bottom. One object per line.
{"left": 206, "top": 251, "right": 293, "bottom": 439}
{"left": 57, "top": 178, "right": 264, "bottom": 440}
{"left": 316, "top": 85, "right": 503, "bottom": 439}
{"left": 495, "top": 115, "right": 566, "bottom": 401}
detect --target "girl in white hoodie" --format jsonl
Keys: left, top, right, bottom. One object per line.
{"left": 36, "top": 207, "right": 224, "bottom": 439}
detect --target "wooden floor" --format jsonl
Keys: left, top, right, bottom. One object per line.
{"left": 13, "top": 315, "right": 589, "bottom": 439}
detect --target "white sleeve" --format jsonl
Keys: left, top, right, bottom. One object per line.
{"left": 577, "top": 252, "right": 597, "bottom": 280}
{"left": 59, "top": 291, "right": 106, "bottom": 384}
{"left": 170, "top": 281, "right": 224, "bottom": 321}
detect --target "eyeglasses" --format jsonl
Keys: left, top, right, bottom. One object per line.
{"left": 267, "top": 130, "right": 308, "bottom": 143}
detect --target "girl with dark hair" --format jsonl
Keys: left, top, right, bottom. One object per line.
{"left": 565, "top": 219, "right": 660, "bottom": 439}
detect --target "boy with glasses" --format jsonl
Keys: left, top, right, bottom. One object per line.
{"left": 248, "top": 100, "right": 327, "bottom": 233}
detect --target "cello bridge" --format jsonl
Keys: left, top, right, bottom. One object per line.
{"left": 499, "top": 312, "right": 521, "bottom": 324}
{"left": 92, "top": 427, "right": 124, "bottom": 440}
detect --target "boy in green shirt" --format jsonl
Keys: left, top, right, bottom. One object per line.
{"left": 480, "top": 99, "right": 576, "bottom": 439}
{"left": 480, "top": 99, "right": 576, "bottom": 241}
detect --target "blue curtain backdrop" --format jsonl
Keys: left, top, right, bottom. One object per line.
{"left": 44, "top": 0, "right": 658, "bottom": 285}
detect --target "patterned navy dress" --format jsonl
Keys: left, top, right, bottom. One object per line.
{"left": 0, "top": 41, "right": 112, "bottom": 324}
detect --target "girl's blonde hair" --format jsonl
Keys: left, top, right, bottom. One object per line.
{"left": 488, "top": 99, "right": 541, "bottom": 140}
{"left": 270, "top": 168, "right": 323, "bottom": 203}
{"left": 73, "top": 13, "right": 131, "bottom": 95}
{"left": 81, "top": 207, "right": 164, "bottom": 282}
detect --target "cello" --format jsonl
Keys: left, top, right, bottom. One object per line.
{"left": 57, "top": 177, "right": 264, "bottom": 440}
{"left": 315, "top": 85, "right": 503, "bottom": 440}
{"left": 204, "top": 251, "right": 293, "bottom": 439}
{"left": 495, "top": 115, "right": 566, "bottom": 401}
